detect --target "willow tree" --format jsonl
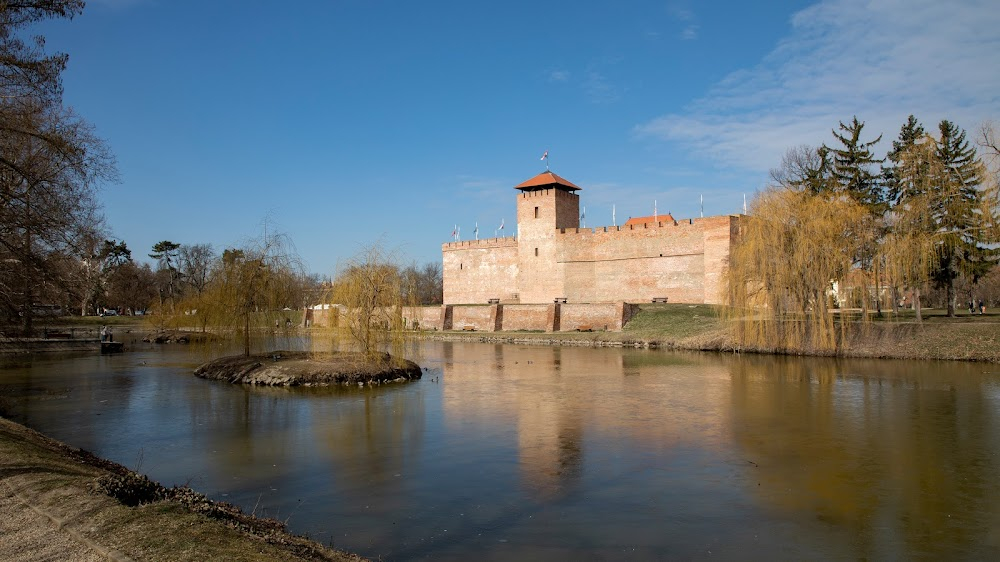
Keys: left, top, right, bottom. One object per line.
{"left": 881, "top": 136, "right": 941, "bottom": 321}
{"left": 725, "top": 185, "right": 867, "bottom": 353}
{"left": 330, "top": 244, "right": 406, "bottom": 363}
{"left": 199, "top": 231, "right": 304, "bottom": 356}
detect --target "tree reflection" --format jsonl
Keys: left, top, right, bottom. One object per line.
{"left": 728, "top": 356, "right": 1000, "bottom": 559}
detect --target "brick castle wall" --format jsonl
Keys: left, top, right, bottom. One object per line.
{"left": 450, "top": 305, "right": 494, "bottom": 331}
{"left": 501, "top": 304, "right": 550, "bottom": 331}
{"left": 443, "top": 214, "right": 738, "bottom": 306}
{"left": 442, "top": 237, "right": 519, "bottom": 304}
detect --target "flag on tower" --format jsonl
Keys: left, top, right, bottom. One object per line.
{"left": 474, "top": 222, "right": 479, "bottom": 240}
{"left": 499, "top": 218, "right": 505, "bottom": 230}
{"left": 540, "top": 150, "right": 548, "bottom": 161}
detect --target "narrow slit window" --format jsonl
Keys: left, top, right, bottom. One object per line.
{"left": 535, "top": 248, "right": 539, "bottom": 256}
{"left": 534, "top": 206, "right": 539, "bottom": 218}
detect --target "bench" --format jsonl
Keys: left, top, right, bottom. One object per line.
{"left": 487, "top": 298, "right": 500, "bottom": 304}
{"left": 462, "top": 325, "right": 476, "bottom": 331}
{"left": 577, "top": 325, "right": 593, "bottom": 332}
{"left": 554, "top": 297, "right": 568, "bottom": 304}
{"left": 651, "top": 297, "right": 669, "bottom": 303}
{"left": 44, "top": 331, "right": 72, "bottom": 339}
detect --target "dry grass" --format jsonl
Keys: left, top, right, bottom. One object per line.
{"left": 0, "top": 416, "right": 364, "bottom": 561}
{"left": 428, "top": 303, "right": 1000, "bottom": 363}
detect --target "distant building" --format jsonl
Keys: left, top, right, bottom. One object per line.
{"left": 442, "top": 170, "right": 740, "bottom": 305}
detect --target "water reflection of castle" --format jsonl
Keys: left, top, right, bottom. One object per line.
{"left": 438, "top": 342, "right": 732, "bottom": 496}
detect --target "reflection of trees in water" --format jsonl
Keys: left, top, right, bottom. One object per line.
{"left": 185, "top": 385, "right": 310, "bottom": 480}
{"left": 728, "top": 356, "right": 1000, "bottom": 559}
{"left": 316, "top": 387, "right": 425, "bottom": 495}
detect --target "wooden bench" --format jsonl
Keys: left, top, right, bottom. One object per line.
{"left": 578, "top": 325, "right": 593, "bottom": 332}
{"left": 487, "top": 298, "right": 500, "bottom": 304}
{"left": 554, "top": 297, "right": 568, "bottom": 304}
{"left": 44, "top": 331, "right": 72, "bottom": 339}
{"left": 462, "top": 325, "right": 476, "bottom": 331}
{"left": 651, "top": 297, "right": 669, "bottom": 303}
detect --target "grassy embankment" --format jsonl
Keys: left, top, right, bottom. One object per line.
{"left": 0, "top": 415, "right": 362, "bottom": 561}
{"left": 433, "top": 303, "right": 1000, "bottom": 362}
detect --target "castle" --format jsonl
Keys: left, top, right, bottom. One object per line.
{"left": 442, "top": 170, "right": 740, "bottom": 307}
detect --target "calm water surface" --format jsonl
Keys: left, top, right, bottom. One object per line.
{"left": 2, "top": 339, "right": 1000, "bottom": 560}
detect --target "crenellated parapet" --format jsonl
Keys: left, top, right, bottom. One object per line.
{"left": 442, "top": 236, "right": 519, "bottom": 252}
{"left": 556, "top": 214, "right": 736, "bottom": 237}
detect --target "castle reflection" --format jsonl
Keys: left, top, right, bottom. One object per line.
{"left": 438, "top": 342, "right": 731, "bottom": 498}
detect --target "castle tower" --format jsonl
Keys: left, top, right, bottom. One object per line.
{"left": 514, "top": 171, "right": 581, "bottom": 303}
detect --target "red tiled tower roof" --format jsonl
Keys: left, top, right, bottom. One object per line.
{"left": 514, "top": 171, "right": 582, "bottom": 191}
{"left": 624, "top": 214, "right": 675, "bottom": 226}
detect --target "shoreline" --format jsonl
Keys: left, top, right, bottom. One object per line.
{"left": 0, "top": 415, "right": 363, "bottom": 561}
{"left": 3, "top": 309, "right": 998, "bottom": 364}
{"left": 413, "top": 319, "right": 1000, "bottom": 363}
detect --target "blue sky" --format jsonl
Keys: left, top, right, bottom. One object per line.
{"left": 36, "top": 0, "right": 1000, "bottom": 276}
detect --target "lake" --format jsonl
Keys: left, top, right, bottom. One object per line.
{"left": 2, "top": 338, "right": 999, "bottom": 560}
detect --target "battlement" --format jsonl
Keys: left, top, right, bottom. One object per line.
{"left": 556, "top": 214, "right": 737, "bottom": 237}
{"left": 442, "top": 236, "right": 519, "bottom": 252}
{"left": 518, "top": 188, "right": 578, "bottom": 200}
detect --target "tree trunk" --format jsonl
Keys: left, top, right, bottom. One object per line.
{"left": 946, "top": 278, "right": 956, "bottom": 317}
{"left": 914, "top": 287, "right": 922, "bottom": 323}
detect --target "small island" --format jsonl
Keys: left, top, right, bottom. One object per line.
{"left": 194, "top": 351, "right": 422, "bottom": 386}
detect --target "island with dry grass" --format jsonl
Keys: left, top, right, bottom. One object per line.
{"left": 194, "top": 351, "right": 422, "bottom": 386}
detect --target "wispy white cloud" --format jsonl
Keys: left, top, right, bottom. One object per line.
{"left": 548, "top": 70, "right": 571, "bottom": 82}
{"left": 669, "top": 5, "right": 699, "bottom": 40}
{"left": 636, "top": 0, "right": 1000, "bottom": 172}
{"left": 585, "top": 71, "right": 622, "bottom": 103}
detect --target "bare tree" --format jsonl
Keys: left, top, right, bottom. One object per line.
{"left": 0, "top": 2, "right": 116, "bottom": 331}
{"left": 179, "top": 243, "right": 215, "bottom": 296}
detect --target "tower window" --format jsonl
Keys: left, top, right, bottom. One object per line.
{"left": 534, "top": 206, "right": 539, "bottom": 218}
{"left": 535, "top": 248, "right": 539, "bottom": 256}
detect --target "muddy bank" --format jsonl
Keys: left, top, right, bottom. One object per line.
{"left": 194, "top": 351, "right": 422, "bottom": 386}
{"left": 0, "top": 415, "right": 362, "bottom": 561}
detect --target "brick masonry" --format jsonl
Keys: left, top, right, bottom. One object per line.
{"left": 443, "top": 174, "right": 740, "bottom": 307}
{"left": 401, "top": 303, "right": 640, "bottom": 333}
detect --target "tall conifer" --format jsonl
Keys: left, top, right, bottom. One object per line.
{"left": 884, "top": 115, "right": 926, "bottom": 205}
{"left": 825, "top": 116, "right": 885, "bottom": 212}
{"left": 931, "top": 120, "right": 998, "bottom": 315}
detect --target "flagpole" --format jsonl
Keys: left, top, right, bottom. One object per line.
{"left": 700, "top": 194, "right": 704, "bottom": 218}
{"left": 613, "top": 204, "right": 616, "bottom": 227}
{"left": 654, "top": 200, "right": 657, "bottom": 223}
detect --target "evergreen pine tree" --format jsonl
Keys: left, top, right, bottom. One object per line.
{"left": 884, "top": 115, "right": 926, "bottom": 205}
{"left": 824, "top": 117, "right": 887, "bottom": 314}
{"left": 825, "top": 116, "right": 886, "bottom": 213}
{"left": 930, "top": 120, "right": 998, "bottom": 315}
